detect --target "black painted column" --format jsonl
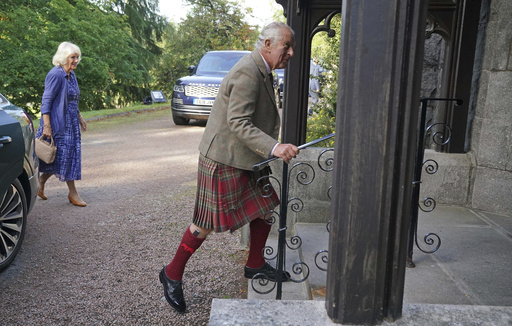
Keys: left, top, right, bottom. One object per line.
{"left": 325, "top": 0, "right": 428, "bottom": 324}
{"left": 276, "top": 0, "right": 343, "bottom": 146}
{"left": 444, "top": 0, "right": 483, "bottom": 153}
{"left": 278, "top": 0, "right": 311, "bottom": 146}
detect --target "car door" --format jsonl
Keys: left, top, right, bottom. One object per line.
{"left": 0, "top": 108, "right": 24, "bottom": 196}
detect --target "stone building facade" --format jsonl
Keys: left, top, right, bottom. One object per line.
{"left": 470, "top": 0, "right": 512, "bottom": 214}
{"left": 421, "top": 0, "right": 511, "bottom": 216}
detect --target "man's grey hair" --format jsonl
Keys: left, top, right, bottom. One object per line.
{"left": 255, "top": 22, "right": 294, "bottom": 50}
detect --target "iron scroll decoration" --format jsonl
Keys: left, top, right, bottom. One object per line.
{"left": 249, "top": 102, "right": 463, "bottom": 292}
{"left": 407, "top": 98, "right": 463, "bottom": 268}
{"left": 251, "top": 133, "right": 335, "bottom": 298}
{"left": 311, "top": 10, "right": 342, "bottom": 39}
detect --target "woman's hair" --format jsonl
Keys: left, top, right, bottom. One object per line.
{"left": 255, "top": 22, "right": 294, "bottom": 50}
{"left": 52, "top": 42, "right": 81, "bottom": 67}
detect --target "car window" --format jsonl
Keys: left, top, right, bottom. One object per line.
{"left": 196, "top": 52, "right": 247, "bottom": 76}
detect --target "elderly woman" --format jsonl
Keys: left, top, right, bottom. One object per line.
{"left": 36, "top": 42, "right": 87, "bottom": 207}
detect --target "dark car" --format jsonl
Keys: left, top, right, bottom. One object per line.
{"left": 0, "top": 92, "right": 38, "bottom": 271}
{"left": 171, "top": 50, "right": 250, "bottom": 125}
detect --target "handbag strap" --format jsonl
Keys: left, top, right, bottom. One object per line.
{"left": 39, "top": 135, "right": 54, "bottom": 145}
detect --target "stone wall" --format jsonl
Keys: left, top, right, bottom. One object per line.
{"left": 270, "top": 147, "right": 334, "bottom": 226}
{"left": 470, "top": 0, "right": 512, "bottom": 215}
{"left": 418, "top": 0, "right": 511, "bottom": 216}
{"left": 418, "top": 150, "right": 475, "bottom": 207}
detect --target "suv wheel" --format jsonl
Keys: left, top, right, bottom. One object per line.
{"left": 172, "top": 113, "right": 190, "bottom": 126}
{"left": 0, "top": 178, "right": 27, "bottom": 271}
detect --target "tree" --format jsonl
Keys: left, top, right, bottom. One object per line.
{"left": 271, "top": 1, "right": 286, "bottom": 23}
{"left": 306, "top": 14, "right": 341, "bottom": 146}
{"left": 0, "top": 0, "right": 52, "bottom": 110}
{"left": 0, "top": 0, "right": 156, "bottom": 113}
{"left": 97, "top": 0, "right": 166, "bottom": 55}
{"left": 150, "top": 0, "right": 259, "bottom": 96}
{"left": 149, "top": 23, "right": 191, "bottom": 95}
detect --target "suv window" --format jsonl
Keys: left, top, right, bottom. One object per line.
{"left": 196, "top": 52, "right": 247, "bottom": 76}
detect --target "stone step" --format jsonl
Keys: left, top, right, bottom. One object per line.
{"left": 295, "top": 223, "right": 329, "bottom": 301}
{"left": 247, "top": 237, "right": 310, "bottom": 300}
{"left": 247, "top": 223, "right": 330, "bottom": 301}
{"left": 230, "top": 205, "right": 512, "bottom": 326}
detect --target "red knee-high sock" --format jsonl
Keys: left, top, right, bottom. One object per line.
{"left": 165, "top": 226, "right": 205, "bottom": 280}
{"left": 246, "top": 218, "right": 272, "bottom": 269}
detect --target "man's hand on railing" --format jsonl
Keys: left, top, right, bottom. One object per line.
{"left": 273, "top": 143, "right": 300, "bottom": 164}
{"left": 254, "top": 133, "right": 334, "bottom": 171}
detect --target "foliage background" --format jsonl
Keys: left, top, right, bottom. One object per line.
{"left": 306, "top": 14, "right": 341, "bottom": 147}
{"left": 0, "top": 0, "right": 258, "bottom": 116}
{"left": 151, "top": 0, "right": 258, "bottom": 96}
{"left": 1, "top": 0, "right": 339, "bottom": 145}
{"left": 267, "top": 5, "right": 339, "bottom": 146}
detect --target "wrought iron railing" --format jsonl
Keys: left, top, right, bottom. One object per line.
{"left": 406, "top": 97, "right": 463, "bottom": 267}
{"left": 252, "top": 133, "right": 335, "bottom": 299}
{"left": 249, "top": 98, "right": 462, "bottom": 297}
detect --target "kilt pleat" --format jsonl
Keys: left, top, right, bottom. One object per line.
{"left": 192, "top": 155, "right": 280, "bottom": 232}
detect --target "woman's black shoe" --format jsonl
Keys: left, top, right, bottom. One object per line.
{"left": 244, "top": 262, "right": 291, "bottom": 282}
{"left": 159, "top": 268, "right": 186, "bottom": 312}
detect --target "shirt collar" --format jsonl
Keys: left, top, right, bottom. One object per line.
{"left": 258, "top": 51, "right": 271, "bottom": 75}
{"left": 58, "top": 65, "right": 74, "bottom": 79}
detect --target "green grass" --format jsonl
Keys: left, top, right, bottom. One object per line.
{"left": 32, "top": 103, "right": 170, "bottom": 129}
{"left": 85, "top": 107, "right": 172, "bottom": 132}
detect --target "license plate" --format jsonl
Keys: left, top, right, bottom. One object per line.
{"left": 193, "top": 99, "right": 214, "bottom": 106}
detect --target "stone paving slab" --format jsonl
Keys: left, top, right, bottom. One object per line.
{"left": 213, "top": 205, "right": 512, "bottom": 324}
{"left": 409, "top": 206, "right": 512, "bottom": 306}
{"left": 295, "top": 223, "right": 329, "bottom": 300}
{"left": 209, "top": 300, "right": 512, "bottom": 325}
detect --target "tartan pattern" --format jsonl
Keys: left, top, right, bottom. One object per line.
{"left": 193, "top": 155, "right": 280, "bottom": 232}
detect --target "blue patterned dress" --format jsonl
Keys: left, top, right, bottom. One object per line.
{"left": 36, "top": 72, "right": 82, "bottom": 181}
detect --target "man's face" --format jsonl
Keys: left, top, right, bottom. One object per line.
{"left": 266, "top": 29, "right": 295, "bottom": 70}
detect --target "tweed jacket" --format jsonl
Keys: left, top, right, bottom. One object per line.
{"left": 198, "top": 49, "right": 280, "bottom": 171}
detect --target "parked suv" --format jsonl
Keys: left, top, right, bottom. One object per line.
{"left": 171, "top": 50, "right": 250, "bottom": 125}
{"left": 0, "top": 92, "right": 39, "bottom": 271}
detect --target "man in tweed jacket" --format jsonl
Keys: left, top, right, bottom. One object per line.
{"left": 160, "top": 22, "right": 299, "bottom": 313}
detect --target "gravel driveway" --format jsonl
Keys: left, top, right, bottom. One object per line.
{"left": 0, "top": 108, "right": 247, "bottom": 325}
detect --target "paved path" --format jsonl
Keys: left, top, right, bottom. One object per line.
{"left": 0, "top": 109, "right": 247, "bottom": 325}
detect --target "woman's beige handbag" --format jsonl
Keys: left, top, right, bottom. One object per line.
{"left": 35, "top": 136, "right": 57, "bottom": 164}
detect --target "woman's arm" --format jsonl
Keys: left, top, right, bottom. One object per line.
{"left": 40, "top": 68, "right": 63, "bottom": 138}
{"left": 79, "top": 114, "right": 87, "bottom": 132}
{"left": 41, "top": 114, "right": 52, "bottom": 138}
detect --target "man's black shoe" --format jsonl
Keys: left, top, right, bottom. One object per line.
{"left": 159, "top": 268, "right": 186, "bottom": 312}
{"left": 244, "top": 262, "right": 291, "bottom": 282}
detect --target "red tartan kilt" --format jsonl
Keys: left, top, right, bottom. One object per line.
{"left": 192, "top": 155, "right": 280, "bottom": 232}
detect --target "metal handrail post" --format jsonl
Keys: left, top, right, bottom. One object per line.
{"left": 407, "top": 98, "right": 462, "bottom": 267}
{"left": 252, "top": 132, "right": 335, "bottom": 299}
{"left": 276, "top": 161, "right": 289, "bottom": 299}
{"left": 407, "top": 99, "right": 429, "bottom": 267}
